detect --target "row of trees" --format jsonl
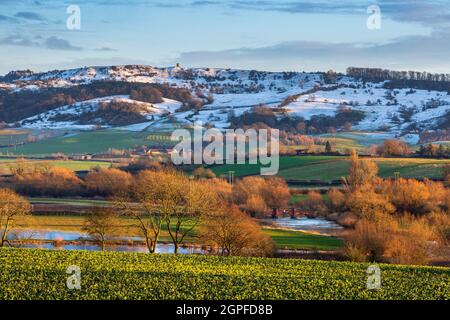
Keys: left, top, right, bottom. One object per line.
{"left": 417, "top": 143, "right": 450, "bottom": 158}
{"left": 0, "top": 81, "right": 203, "bottom": 123}
{"left": 286, "top": 154, "right": 449, "bottom": 264}
{"left": 229, "top": 105, "right": 364, "bottom": 134}
{"left": 0, "top": 168, "right": 275, "bottom": 257}
{"left": 333, "top": 152, "right": 449, "bottom": 265}
{"left": 6, "top": 163, "right": 133, "bottom": 197}
{"left": 347, "top": 67, "right": 450, "bottom": 83}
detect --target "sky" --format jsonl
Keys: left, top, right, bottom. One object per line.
{"left": 0, "top": 0, "right": 450, "bottom": 74}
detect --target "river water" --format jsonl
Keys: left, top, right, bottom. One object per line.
{"left": 8, "top": 217, "right": 342, "bottom": 254}
{"left": 260, "top": 217, "right": 342, "bottom": 232}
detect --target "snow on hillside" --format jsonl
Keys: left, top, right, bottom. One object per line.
{"left": 20, "top": 95, "right": 182, "bottom": 130}
{"left": 282, "top": 82, "right": 449, "bottom": 142}
{"left": 4, "top": 65, "right": 322, "bottom": 96}
{"left": 2, "top": 65, "right": 449, "bottom": 144}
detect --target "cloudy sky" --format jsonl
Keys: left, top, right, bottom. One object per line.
{"left": 0, "top": 0, "right": 450, "bottom": 74}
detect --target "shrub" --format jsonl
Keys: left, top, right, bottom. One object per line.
{"left": 346, "top": 189, "right": 395, "bottom": 220}
{"left": 376, "top": 140, "right": 410, "bottom": 156}
{"left": 200, "top": 205, "right": 274, "bottom": 257}
{"left": 299, "top": 191, "right": 327, "bottom": 215}
{"left": 11, "top": 165, "right": 82, "bottom": 196}
{"left": 327, "top": 188, "right": 346, "bottom": 212}
{"left": 85, "top": 168, "right": 133, "bottom": 197}
{"left": 192, "top": 167, "right": 216, "bottom": 179}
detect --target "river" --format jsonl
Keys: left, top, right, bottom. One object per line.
{"left": 7, "top": 217, "right": 342, "bottom": 254}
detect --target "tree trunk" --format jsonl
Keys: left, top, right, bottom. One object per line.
{"left": 174, "top": 243, "right": 179, "bottom": 254}
{"left": 1, "top": 222, "right": 9, "bottom": 247}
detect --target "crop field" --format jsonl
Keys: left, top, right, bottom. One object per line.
{"left": 0, "top": 248, "right": 449, "bottom": 300}
{"left": 210, "top": 156, "right": 450, "bottom": 181}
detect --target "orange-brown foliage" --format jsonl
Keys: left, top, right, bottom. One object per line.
{"left": 85, "top": 168, "right": 133, "bottom": 197}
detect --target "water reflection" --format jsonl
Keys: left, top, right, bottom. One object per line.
{"left": 261, "top": 217, "right": 342, "bottom": 232}
{"left": 8, "top": 230, "right": 206, "bottom": 254}
{"left": 20, "top": 242, "right": 205, "bottom": 254}
{"left": 9, "top": 217, "right": 341, "bottom": 253}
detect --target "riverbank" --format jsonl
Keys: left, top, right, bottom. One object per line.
{"left": 11, "top": 214, "right": 344, "bottom": 252}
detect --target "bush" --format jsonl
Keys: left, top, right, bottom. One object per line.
{"left": 85, "top": 168, "right": 133, "bottom": 197}
{"left": 200, "top": 205, "right": 274, "bottom": 257}
{"left": 346, "top": 189, "right": 395, "bottom": 220}
{"left": 11, "top": 165, "right": 82, "bottom": 196}
{"left": 327, "top": 188, "right": 346, "bottom": 212}
{"left": 192, "top": 167, "right": 216, "bottom": 179}
{"left": 382, "top": 178, "right": 445, "bottom": 216}
{"left": 233, "top": 176, "right": 290, "bottom": 215}
{"left": 299, "top": 191, "right": 327, "bottom": 215}
{"left": 376, "top": 140, "right": 410, "bottom": 156}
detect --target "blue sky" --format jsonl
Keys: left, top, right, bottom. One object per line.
{"left": 0, "top": 0, "right": 449, "bottom": 74}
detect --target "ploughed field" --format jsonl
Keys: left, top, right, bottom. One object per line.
{"left": 1, "top": 248, "right": 449, "bottom": 300}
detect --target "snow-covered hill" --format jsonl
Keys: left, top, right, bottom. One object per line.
{"left": 1, "top": 65, "right": 449, "bottom": 144}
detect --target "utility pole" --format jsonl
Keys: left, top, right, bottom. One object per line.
{"left": 228, "top": 171, "right": 235, "bottom": 186}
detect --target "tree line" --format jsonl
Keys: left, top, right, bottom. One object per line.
{"left": 347, "top": 67, "right": 450, "bottom": 83}
{"left": 0, "top": 81, "right": 204, "bottom": 123}
{"left": 229, "top": 105, "right": 364, "bottom": 134}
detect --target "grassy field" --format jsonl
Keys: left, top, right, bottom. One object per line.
{"left": 9, "top": 129, "right": 154, "bottom": 156}
{"left": 1, "top": 248, "right": 449, "bottom": 299}
{"left": 263, "top": 228, "right": 342, "bottom": 250}
{"left": 14, "top": 214, "right": 342, "bottom": 251}
{"left": 0, "top": 159, "right": 110, "bottom": 174}
{"left": 28, "top": 197, "right": 112, "bottom": 206}
{"left": 209, "top": 156, "right": 450, "bottom": 181}
{"left": 0, "top": 129, "right": 31, "bottom": 147}
{"left": 208, "top": 156, "right": 343, "bottom": 178}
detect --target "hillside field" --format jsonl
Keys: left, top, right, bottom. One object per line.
{"left": 8, "top": 129, "right": 174, "bottom": 157}
{"left": 209, "top": 156, "right": 450, "bottom": 181}
{"left": 1, "top": 248, "right": 449, "bottom": 300}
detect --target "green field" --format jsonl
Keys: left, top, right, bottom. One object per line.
{"left": 0, "top": 129, "right": 31, "bottom": 147}
{"left": 9, "top": 129, "right": 174, "bottom": 156}
{"left": 0, "top": 159, "right": 110, "bottom": 174}
{"left": 28, "top": 197, "right": 112, "bottom": 206}
{"left": 1, "top": 248, "right": 448, "bottom": 299}
{"left": 208, "top": 156, "right": 343, "bottom": 177}
{"left": 209, "top": 156, "right": 450, "bottom": 181}
{"left": 263, "top": 228, "right": 342, "bottom": 250}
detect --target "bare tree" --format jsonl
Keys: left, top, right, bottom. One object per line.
{"left": 115, "top": 171, "right": 164, "bottom": 254}
{"left": 130, "top": 169, "right": 219, "bottom": 254}
{"left": 83, "top": 207, "right": 118, "bottom": 251}
{"left": 165, "top": 176, "right": 218, "bottom": 254}
{"left": 0, "top": 189, "right": 31, "bottom": 247}
{"left": 200, "top": 205, "right": 274, "bottom": 257}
